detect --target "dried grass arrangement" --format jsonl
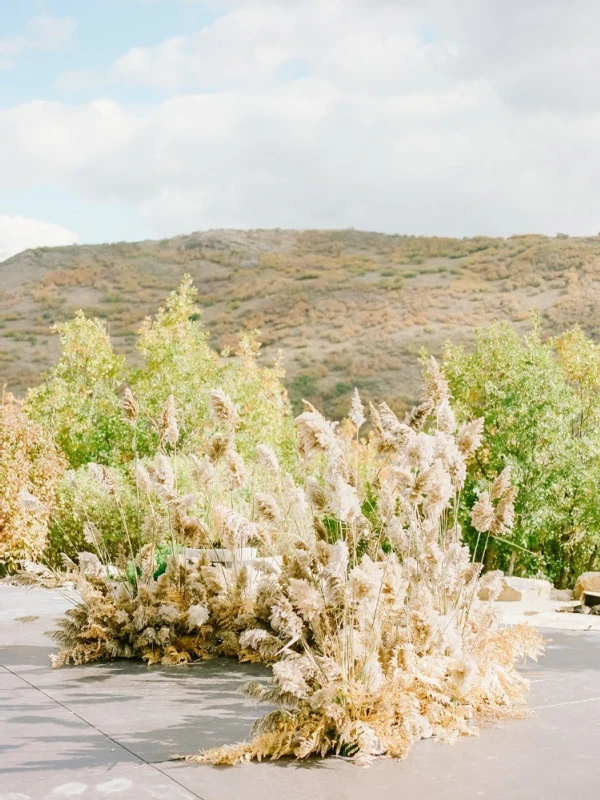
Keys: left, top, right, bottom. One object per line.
{"left": 49, "top": 549, "right": 258, "bottom": 667}
{"left": 49, "top": 389, "right": 311, "bottom": 667}
{"left": 49, "top": 363, "right": 544, "bottom": 764}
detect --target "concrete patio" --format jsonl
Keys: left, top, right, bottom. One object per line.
{"left": 1, "top": 584, "right": 599, "bottom": 799}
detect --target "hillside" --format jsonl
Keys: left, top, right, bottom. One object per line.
{"left": 2, "top": 228, "right": 600, "bottom": 417}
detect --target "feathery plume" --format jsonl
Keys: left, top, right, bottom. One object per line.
{"left": 77, "top": 551, "right": 105, "bottom": 577}
{"left": 369, "top": 402, "right": 413, "bottom": 454}
{"left": 404, "top": 400, "right": 434, "bottom": 431}
{"left": 121, "top": 387, "right": 138, "bottom": 425}
{"left": 490, "top": 466, "right": 512, "bottom": 500}
{"left": 225, "top": 449, "right": 248, "bottom": 490}
{"left": 456, "top": 418, "right": 484, "bottom": 459}
{"left": 206, "top": 433, "right": 229, "bottom": 463}
{"left": 255, "top": 444, "right": 280, "bottom": 476}
{"left": 255, "top": 493, "right": 282, "bottom": 523}
{"left": 305, "top": 477, "right": 328, "bottom": 510}
{"left": 405, "top": 431, "right": 435, "bottom": 472}
{"left": 215, "top": 505, "right": 258, "bottom": 549}
{"left": 160, "top": 394, "right": 179, "bottom": 448}
{"left": 83, "top": 521, "right": 102, "bottom": 549}
{"left": 185, "top": 605, "right": 210, "bottom": 631}
{"left": 154, "top": 454, "right": 175, "bottom": 494}
{"left": 296, "top": 401, "right": 339, "bottom": 458}
{"left": 436, "top": 399, "right": 457, "bottom": 434}
{"left": 490, "top": 486, "right": 517, "bottom": 535}
{"left": 419, "top": 459, "right": 453, "bottom": 517}
{"left": 349, "top": 388, "right": 365, "bottom": 431}
{"left": 134, "top": 462, "right": 154, "bottom": 493}
{"left": 330, "top": 475, "right": 362, "bottom": 522}
{"left": 272, "top": 657, "right": 311, "bottom": 699}
{"left": 423, "top": 355, "right": 450, "bottom": 409}
{"left": 288, "top": 578, "right": 325, "bottom": 622}
{"left": 209, "top": 388, "right": 240, "bottom": 432}
{"left": 190, "top": 454, "right": 216, "bottom": 486}
{"left": 470, "top": 491, "right": 494, "bottom": 533}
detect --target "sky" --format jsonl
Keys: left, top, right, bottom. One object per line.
{"left": 1, "top": 0, "right": 600, "bottom": 261}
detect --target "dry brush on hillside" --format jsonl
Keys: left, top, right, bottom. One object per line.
{"left": 3, "top": 229, "right": 600, "bottom": 416}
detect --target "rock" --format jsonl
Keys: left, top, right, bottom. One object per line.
{"left": 573, "top": 572, "right": 600, "bottom": 601}
{"left": 478, "top": 573, "right": 553, "bottom": 603}
{"left": 581, "top": 591, "right": 600, "bottom": 609}
{"left": 478, "top": 570, "right": 504, "bottom": 600}
{"left": 550, "top": 588, "right": 574, "bottom": 602}
{"left": 497, "top": 576, "right": 552, "bottom": 602}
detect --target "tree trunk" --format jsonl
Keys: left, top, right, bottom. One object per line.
{"left": 507, "top": 549, "right": 517, "bottom": 576}
{"left": 557, "top": 565, "right": 568, "bottom": 590}
{"left": 483, "top": 542, "right": 496, "bottom": 572}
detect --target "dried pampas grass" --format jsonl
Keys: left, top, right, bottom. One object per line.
{"left": 49, "top": 379, "right": 543, "bottom": 767}
{"left": 183, "top": 364, "right": 543, "bottom": 766}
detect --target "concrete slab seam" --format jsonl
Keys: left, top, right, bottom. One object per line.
{"left": 0, "top": 661, "right": 207, "bottom": 800}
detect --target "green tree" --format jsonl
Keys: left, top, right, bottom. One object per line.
{"left": 130, "top": 275, "right": 221, "bottom": 455}
{"left": 443, "top": 316, "right": 600, "bottom": 586}
{"left": 27, "top": 313, "right": 129, "bottom": 468}
{"left": 27, "top": 276, "right": 296, "bottom": 468}
{"left": 131, "top": 275, "right": 295, "bottom": 461}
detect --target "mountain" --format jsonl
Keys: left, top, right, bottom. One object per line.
{"left": 2, "top": 228, "right": 599, "bottom": 417}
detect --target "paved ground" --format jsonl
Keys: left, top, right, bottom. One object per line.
{"left": 496, "top": 598, "right": 600, "bottom": 631}
{"left": 1, "top": 585, "right": 599, "bottom": 799}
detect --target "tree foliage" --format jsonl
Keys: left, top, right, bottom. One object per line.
{"left": 26, "top": 313, "right": 128, "bottom": 468}
{"left": 443, "top": 316, "right": 600, "bottom": 585}
{"left": 27, "top": 276, "right": 296, "bottom": 469}
{"left": 0, "top": 393, "right": 66, "bottom": 569}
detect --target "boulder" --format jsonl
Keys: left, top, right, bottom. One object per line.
{"left": 497, "top": 577, "right": 552, "bottom": 603}
{"left": 573, "top": 572, "right": 600, "bottom": 601}
{"left": 478, "top": 573, "right": 554, "bottom": 603}
{"left": 550, "top": 588, "right": 574, "bottom": 602}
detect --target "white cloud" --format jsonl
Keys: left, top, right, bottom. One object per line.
{"left": 112, "top": 7, "right": 298, "bottom": 90}
{"left": 0, "top": 15, "right": 76, "bottom": 71}
{"left": 4, "top": 82, "right": 600, "bottom": 239}
{"left": 0, "top": 216, "right": 78, "bottom": 262}
{"left": 7, "top": 0, "right": 600, "bottom": 241}
{"left": 70, "top": 2, "right": 442, "bottom": 93}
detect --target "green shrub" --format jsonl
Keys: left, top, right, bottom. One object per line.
{"left": 27, "top": 276, "right": 296, "bottom": 470}
{"left": 130, "top": 277, "right": 295, "bottom": 463}
{"left": 26, "top": 313, "right": 129, "bottom": 468}
{"left": 47, "top": 465, "right": 138, "bottom": 566}
{"left": 443, "top": 316, "right": 600, "bottom": 585}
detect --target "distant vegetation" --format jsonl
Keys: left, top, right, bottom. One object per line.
{"left": 3, "top": 232, "right": 600, "bottom": 587}
{"left": 444, "top": 317, "right": 600, "bottom": 586}
{"left": 3, "top": 228, "right": 600, "bottom": 417}
{"left": 26, "top": 277, "right": 293, "bottom": 470}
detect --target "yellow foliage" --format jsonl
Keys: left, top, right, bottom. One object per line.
{"left": 0, "top": 393, "right": 66, "bottom": 568}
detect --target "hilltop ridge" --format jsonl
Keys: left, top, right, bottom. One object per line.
{"left": 2, "top": 228, "right": 599, "bottom": 415}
